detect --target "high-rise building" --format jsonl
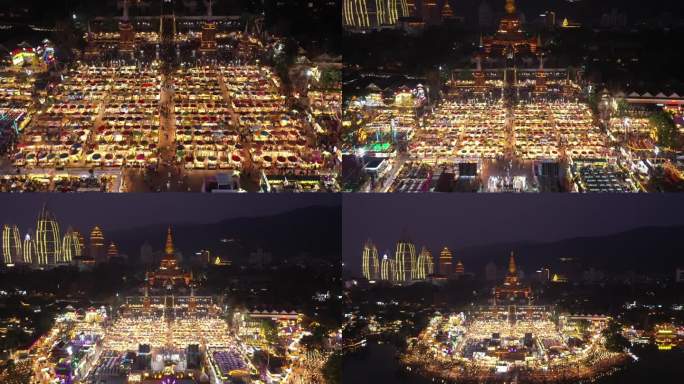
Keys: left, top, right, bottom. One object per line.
{"left": 75, "top": 231, "right": 86, "bottom": 256}
{"left": 107, "top": 242, "right": 119, "bottom": 259}
{"left": 415, "top": 246, "right": 432, "bottom": 280}
{"left": 422, "top": 246, "right": 434, "bottom": 275}
{"left": 2, "top": 224, "right": 22, "bottom": 265}
{"left": 395, "top": 234, "right": 416, "bottom": 282}
{"left": 454, "top": 260, "right": 465, "bottom": 276}
{"left": 61, "top": 228, "right": 82, "bottom": 263}
{"left": 90, "top": 226, "right": 106, "bottom": 262}
{"left": 23, "top": 233, "right": 34, "bottom": 265}
{"left": 439, "top": 246, "right": 452, "bottom": 276}
{"left": 362, "top": 239, "right": 380, "bottom": 280}
{"left": 389, "top": 258, "right": 397, "bottom": 282}
{"left": 35, "top": 205, "right": 61, "bottom": 267}
{"left": 380, "top": 253, "right": 391, "bottom": 281}
{"left": 343, "top": 0, "right": 411, "bottom": 30}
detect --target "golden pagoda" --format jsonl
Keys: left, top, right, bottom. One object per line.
{"left": 482, "top": 0, "right": 537, "bottom": 56}
{"left": 441, "top": 1, "right": 455, "bottom": 20}
{"left": 164, "top": 226, "right": 174, "bottom": 255}
{"left": 454, "top": 260, "right": 465, "bottom": 275}
{"left": 439, "top": 246, "right": 452, "bottom": 276}
{"left": 147, "top": 227, "right": 192, "bottom": 289}
{"left": 494, "top": 251, "right": 532, "bottom": 303}
{"left": 89, "top": 226, "right": 105, "bottom": 262}
{"left": 106, "top": 242, "right": 119, "bottom": 259}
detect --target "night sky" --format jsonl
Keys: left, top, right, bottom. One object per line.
{"left": 343, "top": 194, "right": 684, "bottom": 275}
{"left": 0, "top": 194, "right": 340, "bottom": 235}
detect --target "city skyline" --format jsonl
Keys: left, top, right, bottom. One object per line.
{"left": 0, "top": 0, "right": 683, "bottom": 383}
{"left": 343, "top": 194, "right": 684, "bottom": 275}
{"left": 0, "top": 194, "right": 340, "bottom": 234}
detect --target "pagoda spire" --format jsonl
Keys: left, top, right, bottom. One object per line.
{"left": 505, "top": 0, "right": 516, "bottom": 15}
{"left": 165, "top": 226, "right": 174, "bottom": 255}
{"left": 508, "top": 251, "right": 517, "bottom": 274}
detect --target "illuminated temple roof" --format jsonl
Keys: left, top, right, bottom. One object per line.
{"left": 482, "top": 0, "right": 537, "bottom": 56}
{"left": 494, "top": 251, "right": 532, "bottom": 303}
{"left": 146, "top": 227, "right": 192, "bottom": 290}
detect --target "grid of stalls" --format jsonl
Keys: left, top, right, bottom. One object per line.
{"left": 514, "top": 101, "right": 607, "bottom": 161}
{"left": 0, "top": 71, "right": 36, "bottom": 152}
{"left": 174, "top": 66, "right": 240, "bottom": 170}
{"left": 93, "top": 64, "right": 161, "bottom": 167}
{"left": 222, "top": 65, "right": 324, "bottom": 175}
{"left": 412, "top": 100, "right": 506, "bottom": 163}
{"left": 14, "top": 65, "right": 116, "bottom": 168}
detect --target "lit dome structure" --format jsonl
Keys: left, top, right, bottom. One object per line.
{"left": 362, "top": 239, "right": 380, "bottom": 280}
{"left": 35, "top": 205, "right": 61, "bottom": 267}
{"left": 2, "top": 224, "right": 22, "bottom": 265}
{"left": 395, "top": 232, "right": 416, "bottom": 282}
{"left": 23, "top": 233, "right": 34, "bottom": 265}
{"left": 61, "top": 227, "right": 82, "bottom": 263}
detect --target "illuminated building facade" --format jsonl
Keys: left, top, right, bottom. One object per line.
{"left": 75, "top": 231, "right": 86, "bottom": 255}
{"left": 35, "top": 205, "right": 61, "bottom": 267}
{"left": 438, "top": 246, "right": 452, "bottom": 276}
{"left": 380, "top": 254, "right": 391, "bottom": 281}
{"left": 454, "top": 260, "right": 465, "bottom": 275}
{"left": 362, "top": 239, "right": 380, "bottom": 280}
{"left": 2, "top": 224, "right": 22, "bottom": 265}
{"left": 654, "top": 324, "right": 676, "bottom": 350}
{"left": 61, "top": 227, "right": 82, "bottom": 263}
{"left": 395, "top": 235, "right": 416, "bottom": 282}
{"left": 482, "top": 0, "right": 537, "bottom": 56}
{"left": 493, "top": 252, "right": 532, "bottom": 304}
{"left": 414, "top": 246, "right": 431, "bottom": 280}
{"left": 23, "top": 234, "right": 34, "bottom": 265}
{"left": 146, "top": 227, "right": 192, "bottom": 290}
{"left": 343, "top": 0, "right": 411, "bottom": 30}
{"left": 89, "top": 226, "right": 105, "bottom": 262}
{"left": 106, "top": 242, "right": 119, "bottom": 259}
{"left": 421, "top": 246, "right": 434, "bottom": 275}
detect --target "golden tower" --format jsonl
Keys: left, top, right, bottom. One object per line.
{"left": 165, "top": 226, "right": 174, "bottom": 256}
{"left": 505, "top": 0, "right": 516, "bottom": 15}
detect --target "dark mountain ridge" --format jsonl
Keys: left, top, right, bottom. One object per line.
{"left": 106, "top": 205, "right": 341, "bottom": 264}
{"left": 452, "top": 225, "right": 684, "bottom": 276}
